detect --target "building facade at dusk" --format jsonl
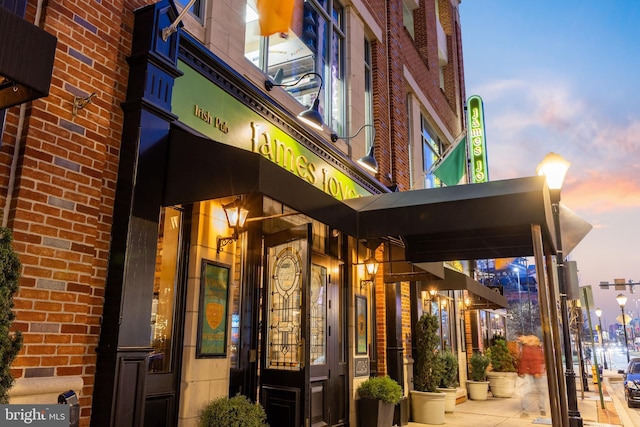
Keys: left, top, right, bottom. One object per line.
{"left": 0, "top": 0, "right": 520, "bottom": 426}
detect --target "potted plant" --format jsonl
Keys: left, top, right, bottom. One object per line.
{"left": 486, "top": 334, "right": 518, "bottom": 398}
{"left": 356, "top": 376, "right": 403, "bottom": 427}
{"left": 199, "top": 395, "right": 268, "bottom": 427}
{"left": 437, "top": 350, "right": 459, "bottom": 413}
{"left": 467, "top": 352, "right": 491, "bottom": 400}
{"left": 0, "top": 227, "right": 21, "bottom": 403}
{"left": 410, "top": 312, "right": 446, "bottom": 425}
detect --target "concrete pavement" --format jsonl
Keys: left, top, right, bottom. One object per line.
{"left": 405, "top": 370, "right": 624, "bottom": 427}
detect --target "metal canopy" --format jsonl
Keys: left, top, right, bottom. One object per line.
{"left": 343, "top": 176, "right": 558, "bottom": 262}
{"left": 0, "top": 7, "right": 57, "bottom": 109}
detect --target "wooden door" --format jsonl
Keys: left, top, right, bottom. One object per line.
{"left": 309, "top": 254, "right": 347, "bottom": 427}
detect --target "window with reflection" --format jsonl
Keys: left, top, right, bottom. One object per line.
{"left": 149, "top": 206, "right": 183, "bottom": 373}
{"left": 310, "top": 264, "right": 327, "bottom": 365}
{"left": 364, "top": 39, "right": 374, "bottom": 150}
{"left": 244, "top": 0, "right": 345, "bottom": 134}
{"left": 421, "top": 115, "right": 443, "bottom": 188}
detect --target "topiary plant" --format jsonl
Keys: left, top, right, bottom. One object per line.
{"left": 469, "top": 352, "right": 491, "bottom": 382}
{"left": 0, "top": 227, "right": 22, "bottom": 403}
{"left": 487, "top": 334, "right": 517, "bottom": 372}
{"left": 357, "top": 375, "right": 403, "bottom": 404}
{"left": 413, "top": 312, "right": 445, "bottom": 392}
{"left": 438, "top": 350, "right": 459, "bottom": 388}
{"left": 199, "top": 395, "right": 269, "bottom": 427}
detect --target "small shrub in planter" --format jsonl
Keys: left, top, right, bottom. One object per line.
{"left": 467, "top": 352, "right": 491, "bottom": 401}
{"left": 469, "top": 352, "right": 490, "bottom": 382}
{"left": 411, "top": 313, "right": 447, "bottom": 424}
{"left": 487, "top": 334, "right": 517, "bottom": 372}
{"left": 199, "top": 395, "right": 268, "bottom": 427}
{"left": 438, "top": 350, "right": 459, "bottom": 388}
{"left": 413, "top": 312, "right": 445, "bottom": 392}
{"left": 356, "top": 376, "right": 402, "bottom": 427}
{"left": 357, "top": 376, "right": 403, "bottom": 404}
{"left": 486, "top": 334, "right": 518, "bottom": 398}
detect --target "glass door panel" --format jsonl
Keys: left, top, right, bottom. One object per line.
{"left": 149, "top": 206, "right": 182, "bottom": 373}
{"left": 266, "top": 244, "right": 304, "bottom": 370}
{"left": 310, "top": 264, "right": 327, "bottom": 365}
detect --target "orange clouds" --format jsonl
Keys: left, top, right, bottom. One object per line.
{"left": 564, "top": 171, "right": 640, "bottom": 213}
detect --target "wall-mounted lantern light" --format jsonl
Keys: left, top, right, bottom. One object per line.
{"left": 216, "top": 198, "right": 249, "bottom": 253}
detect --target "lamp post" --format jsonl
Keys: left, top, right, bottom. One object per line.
{"left": 594, "top": 308, "right": 608, "bottom": 369}
{"left": 616, "top": 293, "right": 630, "bottom": 363}
{"left": 538, "top": 152, "right": 582, "bottom": 427}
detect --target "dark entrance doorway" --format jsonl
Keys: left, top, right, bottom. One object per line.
{"left": 259, "top": 224, "right": 347, "bottom": 427}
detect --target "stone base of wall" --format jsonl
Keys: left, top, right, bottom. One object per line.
{"left": 9, "top": 376, "right": 83, "bottom": 404}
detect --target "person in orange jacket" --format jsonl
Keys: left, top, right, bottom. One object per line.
{"left": 518, "top": 335, "right": 547, "bottom": 417}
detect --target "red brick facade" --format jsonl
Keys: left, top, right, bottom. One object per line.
{"left": 1, "top": 0, "right": 466, "bottom": 424}
{"left": 2, "top": 0, "right": 150, "bottom": 420}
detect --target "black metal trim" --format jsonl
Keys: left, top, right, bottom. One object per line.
{"left": 0, "top": 7, "right": 56, "bottom": 109}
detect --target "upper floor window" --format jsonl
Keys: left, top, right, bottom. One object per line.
{"left": 0, "top": 0, "right": 27, "bottom": 17}
{"left": 176, "top": 0, "right": 204, "bottom": 21}
{"left": 245, "top": 0, "right": 345, "bottom": 135}
{"left": 403, "top": 0, "right": 417, "bottom": 40}
{"left": 364, "top": 39, "right": 374, "bottom": 150}
{"left": 421, "top": 115, "right": 442, "bottom": 188}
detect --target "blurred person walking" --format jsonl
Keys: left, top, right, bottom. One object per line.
{"left": 517, "top": 335, "right": 548, "bottom": 417}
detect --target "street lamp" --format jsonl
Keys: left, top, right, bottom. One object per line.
{"left": 616, "top": 293, "right": 630, "bottom": 363}
{"left": 594, "top": 308, "right": 608, "bottom": 369}
{"left": 538, "top": 152, "right": 582, "bottom": 427}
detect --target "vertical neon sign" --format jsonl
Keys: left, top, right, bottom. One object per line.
{"left": 466, "top": 95, "right": 489, "bottom": 183}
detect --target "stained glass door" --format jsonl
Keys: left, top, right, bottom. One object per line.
{"left": 260, "top": 224, "right": 311, "bottom": 427}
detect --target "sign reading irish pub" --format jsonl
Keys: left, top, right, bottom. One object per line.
{"left": 172, "top": 61, "right": 372, "bottom": 200}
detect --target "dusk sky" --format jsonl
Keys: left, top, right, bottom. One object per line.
{"left": 459, "top": 1, "right": 640, "bottom": 327}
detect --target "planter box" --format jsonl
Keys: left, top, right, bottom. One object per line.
{"left": 357, "top": 398, "right": 395, "bottom": 427}
{"left": 393, "top": 396, "right": 409, "bottom": 426}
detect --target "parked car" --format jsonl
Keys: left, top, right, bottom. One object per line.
{"left": 623, "top": 357, "right": 640, "bottom": 408}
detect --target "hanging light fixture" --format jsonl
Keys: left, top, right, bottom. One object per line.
{"left": 357, "top": 145, "right": 378, "bottom": 174}
{"left": 265, "top": 72, "right": 324, "bottom": 131}
{"left": 331, "top": 124, "right": 379, "bottom": 174}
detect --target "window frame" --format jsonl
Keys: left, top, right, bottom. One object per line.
{"left": 244, "top": 0, "right": 345, "bottom": 134}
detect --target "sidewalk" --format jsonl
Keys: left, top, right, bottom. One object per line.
{"left": 406, "top": 370, "right": 623, "bottom": 427}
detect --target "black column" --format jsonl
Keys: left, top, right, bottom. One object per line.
{"left": 92, "top": 2, "right": 182, "bottom": 426}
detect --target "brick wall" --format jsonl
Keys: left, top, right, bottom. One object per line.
{"left": 2, "top": 0, "right": 150, "bottom": 423}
